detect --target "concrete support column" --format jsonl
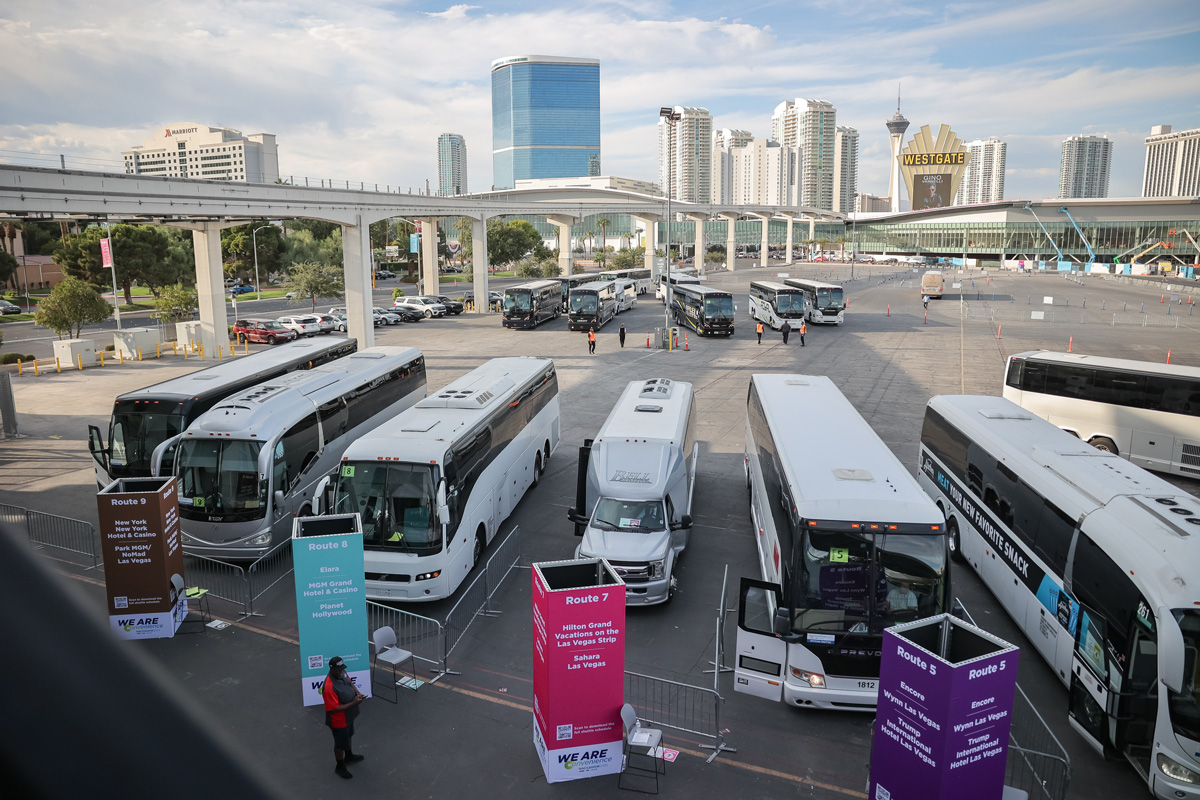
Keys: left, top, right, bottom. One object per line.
{"left": 785, "top": 216, "right": 795, "bottom": 265}
{"left": 544, "top": 215, "right": 577, "bottom": 276}
{"left": 192, "top": 224, "right": 227, "bottom": 358}
{"left": 472, "top": 217, "right": 491, "bottom": 313}
{"left": 758, "top": 215, "right": 771, "bottom": 268}
{"left": 633, "top": 215, "right": 660, "bottom": 279}
{"left": 720, "top": 214, "right": 739, "bottom": 272}
{"left": 420, "top": 217, "right": 438, "bottom": 295}
{"left": 686, "top": 215, "right": 707, "bottom": 276}
{"left": 808, "top": 217, "right": 816, "bottom": 259}
{"left": 341, "top": 215, "right": 374, "bottom": 348}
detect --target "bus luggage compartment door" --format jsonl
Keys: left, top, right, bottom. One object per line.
{"left": 734, "top": 577, "right": 788, "bottom": 702}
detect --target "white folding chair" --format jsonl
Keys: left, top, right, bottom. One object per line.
{"left": 618, "top": 703, "right": 664, "bottom": 794}
{"left": 372, "top": 626, "right": 416, "bottom": 703}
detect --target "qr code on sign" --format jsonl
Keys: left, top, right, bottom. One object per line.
{"left": 874, "top": 784, "right": 891, "bottom": 800}
{"left": 114, "top": 597, "right": 128, "bottom": 609}
{"left": 308, "top": 655, "right": 325, "bottom": 670}
{"left": 556, "top": 724, "right": 573, "bottom": 741}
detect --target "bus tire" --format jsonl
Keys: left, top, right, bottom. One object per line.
{"left": 947, "top": 518, "right": 965, "bottom": 564}
{"left": 1088, "top": 436, "right": 1118, "bottom": 455}
{"left": 532, "top": 453, "right": 541, "bottom": 487}
{"left": 299, "top": 503, "right": 313, "bottom": 518}
{"left": 473, "top": 527, "right": 486, "bottom": 567}
{"left": 541, "top": 442, "right": 550, "bottom": 472}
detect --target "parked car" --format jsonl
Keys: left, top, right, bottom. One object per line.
{"left": 435, "top": 295, "right": 465, "bottom": 315}
{"left": 314, "top": 313, "right": 338, "bottom": 334}
{"left": 277, "top": 315, "right": 322, "bottom": 337}
{"left": 231, "top": 318, "right": 298, "bottom": 345}
{"left": 326, "top": 312, "right": 349, "bottom": 332}
{"left": 230, "top": 284, "right": 257, "bottom": 296}
{"left": 371, "top": 307, "right": 404, "bottom": 326}
{"left": 375, "top": 269, "right": 396, "bottom": 279}
{"left": 390, "top": 306, "right": 424, "bottom": 323}
{"left": 0, "top": 299, "right": 21, "bottom": 314}
{"left": 463, "top": 291, "right": 504, "bottom": 312}
{"left": 393, "top": 296, "right": 447, "bottom": 318}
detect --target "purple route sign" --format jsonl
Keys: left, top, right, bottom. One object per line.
{"left": 869, "top": 614, "right": 1019, "bottom": 800}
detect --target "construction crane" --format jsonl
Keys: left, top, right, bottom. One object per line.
{"left": 1115, "top": 237, "right": 1154, "bottom": 263}
{"left": 1059, "top": 207, "right": 1095, "bottom": 269}
{"left": 1024, "top": 203, "right": 1064, "bottom": 264}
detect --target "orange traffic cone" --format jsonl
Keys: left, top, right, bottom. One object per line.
{"left": 646, "top": 333, "right": 650, "bottom": 348}
{"left": 684, "top": 333, "right": 689, "bottom": 351}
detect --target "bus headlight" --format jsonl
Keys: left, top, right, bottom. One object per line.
{"left": 649, "top": 559, "right": 666, "bottom": 578}
{"left": 247, "top": 532, "right": 271, "bottom": 546}
{"left": 1157, "top": 753, "right": 1200, "bottom": 784}
{"left": 415, "top": 570, "right": 441, "bottom": 582}
{"left": 791, "top": 668, "right": 825, "bottom": 688}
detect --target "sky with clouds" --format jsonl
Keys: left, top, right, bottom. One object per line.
{"left": 2, "top": 0, "right": 1198, "bottom": 201}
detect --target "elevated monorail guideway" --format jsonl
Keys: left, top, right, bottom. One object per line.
{"left": 0, "top": 164, "right": 841, "bottom": 356}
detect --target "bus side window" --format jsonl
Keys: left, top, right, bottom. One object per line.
{"left": 967, "top": 463, "right": 984, "bottom": 497}
{"left": 280, "top": 414, "right": 320, "bottom": 487}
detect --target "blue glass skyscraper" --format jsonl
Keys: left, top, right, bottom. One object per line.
{"left": 491, "top": 55, "right": 600, "bottom": 190}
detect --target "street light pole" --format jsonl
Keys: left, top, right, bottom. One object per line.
{"left": 102, "top": 221, "right": 122, "bottom": 330}
{"left": 659, "top": 107, "right": 681, "bottom": 347}
{"left": 252, "top": 224, "right": 273, "bottom": 301}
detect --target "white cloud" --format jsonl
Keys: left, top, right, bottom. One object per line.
{"left": 425, "top": 5, "right": 481, "bottom": 21}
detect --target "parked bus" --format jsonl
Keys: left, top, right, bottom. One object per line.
{"left": 735, "top": 375, "right": 946, "bottom": 711}
{"left": 920, "top": 270, "right": 944, "bottom": 298}
{"left": 87, "top": 338, "right": 357, "bottom": 488}
{"left": 656, "top": 271, "right": 700, "bottom": 301}
{"left": 670, "top": 284, "right": 735, "bottom": 336}
{"left": 599, "top": 267, "right": 653, "bottom": 295}
{"left": 918, "top": 394, "right": 1200, "bottom": 798}
{"left": 554, "top": 274, "right": 598, "bottom": 308}
{"left": 748, "top": 280, "right": 806, "bottom": 330}
{"left": 161, "top": 347, "right": 426, "bottom": 559}
{"left": 502, "top": 280, "right": 562, "bottom": 329}
{"left": 330, "top": 357, "right": 559, "bottom": 601}
{"left": 1002, "top": 350, "right": 1200, "bottom": 478}
{"left": 783, "top": 278, "right": 846, "bottom": 325}
{"left": 567, "top": 281, "right": 618, "bottom": 331}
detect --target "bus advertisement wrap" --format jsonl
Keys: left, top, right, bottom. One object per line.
{"left": 293, "top": 518, "right": 371, "bottom": 706}
{"left": 869, "top": 617, "right": 1020, "bottom": 800}
{"left": 97, "top": 477, "right": 187, "bottom": 639}
{"left": 532, "top": 559, "right": 626, "bottom": 783}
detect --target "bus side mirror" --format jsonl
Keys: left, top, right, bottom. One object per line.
{"left": 274, "top": 490, "right": 286, "bottom": 514}
{"left": 567, "top": 507, "right": 584, "bottom": 524}
{"left": 951, "top": 599, "right": 967, "bottom": 621}
{"left": 311, "top": 476, "right": 331, "bottom": 515}
{"left": 88, "top": 425, "right": 108, "bottom": 469}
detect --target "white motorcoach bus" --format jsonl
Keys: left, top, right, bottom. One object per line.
{"left": 783, "top": 278, "right": 846, "bottom": 325}
{"left": 656, "top": 271, "right": 700, "bottom": 301}
{"left": 160, "top": 347, "right": 426, "bottom": 559}
{"left": 919, "top": 394, "right": 1200, "bottom": 799}
{"left": 735, "top": 375, "right": 947, "bottom": 711}
{"left": 88, "top": 338, "right": 357, "bottom": 487}
{"left": 599, "top": 267, "right": 652, "bottom": 295}
{"left": 1002, "top": 350, "right": 1200, "bottom": 478}
{"left": 748, "top": 280, "right": 806, "bottom": 330}
{"left": 330, "top": 357, "right": 560, "bottom": 601}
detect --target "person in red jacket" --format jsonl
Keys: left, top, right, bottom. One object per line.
{"left": 323, "top": 656, "right": 365, "bottom": 779}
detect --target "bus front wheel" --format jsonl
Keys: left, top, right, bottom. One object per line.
{"left": 947, "top": 518, "right": 965, "bottom": 564}
{"left": 532, "top": 453, "right": 542, "bottom": 487}
{"left": 1088, "top": 436, "right": 1118, "bottom": 455}
{"left": 473, "top": 527, "right": 486, "bottom": 567}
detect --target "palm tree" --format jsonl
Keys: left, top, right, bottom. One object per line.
{"left": 595, "top": 217, "right": 611, "bottom": 264}
{"left": 802, "top": 238, "right": 815, "bottom": 261}
{"left": 835, "top": 235, "right": 849, "bottom": 262}
{"left": 453, "top": 217, "right": 472, "bottom": 265}
{"left": 584, "top": 230, "right": 595, "bottom": 259}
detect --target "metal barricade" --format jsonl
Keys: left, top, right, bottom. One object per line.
{"left": 245, "top": 538, "right": 294, "bottom": 616}
{"left": 26, "top": 509, "right": 100, "bottom": 568}
{"left": 365, "top": 601, "right": 448, "bottom": 681}
{"left": 0, "top": 502, "right": 28, "bottom": 533}
{"left": 623, "top": 670, "right": 734, "bottom": 763}
{"left": 443, "top": 527, "right": 522, "bottom": 668}
{"left": 182, "top": 553, "right": 249, "bottom": 614}
{"left": 484, "top": 525, "right": 521, "bottom": 613}
{"left": 1006, "top": 684, "right": 1071, "bottom": 800}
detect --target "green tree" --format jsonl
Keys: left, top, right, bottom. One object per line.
{"left": 453, "top": 217, "right": 473, "bottom": 264}
{"left": 835, "top": 235, "right": 849, "bottom": 262}
{"left": 595, "top": 217, "right": 611, "bottom": 265}
{"left": 286, "top": 219, "right": 340, "bottom": 241}
{"left": 486, "top": 219, "right": 541, "bottom": 267}
{"left": 283, "top": 228, "right": 343, "bottom": 274}
{"left": 33, "top": 276, "right": 112, "bottom": 339}
{"left": 152, "top": 283, "right": 198, "bottom": 322}
{"left": 0, "top": 250, "right": 17, "bottom": 290}
{"left": 284, "top": 260, "right": 344, "bottom": 311}
{"left": 54, "top": 224, "right": 171, "bottom": 304}
{"left": 583, "top": 230, "right": 595, "bottom": 258}
{"left": 607, "top": 247, "right": 644, "bottom": 270}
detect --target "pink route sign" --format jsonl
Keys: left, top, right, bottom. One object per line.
{"left": 100, "top": 237, "right": 113, "bottom": 268}
{"left": 532, "top": 559, "right": 626, "bottom": 783}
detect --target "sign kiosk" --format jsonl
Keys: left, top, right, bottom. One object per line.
{"left": 292, "top": 514, "right": 371, "bottom": 706}
{"left": 96, "top": 477, "right": 186, "bottom": 639}
{"left": 532, "top": 559, "right": 626, "bottom": 783}
{"left": 869, "top": 614, "right": 1020, "bottom": 800}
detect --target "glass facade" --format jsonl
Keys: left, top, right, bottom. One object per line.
{"left": 491, "top": 59, "right": 600, "bottom": 190}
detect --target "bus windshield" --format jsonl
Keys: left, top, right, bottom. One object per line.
{"left": 110, "top": 407, "right": 185, "bottom": 475}
{"left": 816, "top": 287, "right": 844, "bottom": 310}
{"left": 176, "top": 439, "right": 266, "bottom": 522}
{"left": 776, "top": 292, "right": 806, "bottom": 315}
{"left": 570, "top": 294, "right": 598, "bottom": 314}
{"left": 704, "top": 295, "right": 734, "bottom": 319}
{"left": 334, "top": 462, "right": 442, "bottom": 553}
{"left": 591, "top": 498, "right": 666, "bottom": 532}
{"left": 1170, "top": 609, "right": 1200, "bottom": 742}
{"left": 504, "top": 291, "right": 531, "bottom": 313}
{"left": 796, "top": 530, "right": 945, "bottom": 634}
